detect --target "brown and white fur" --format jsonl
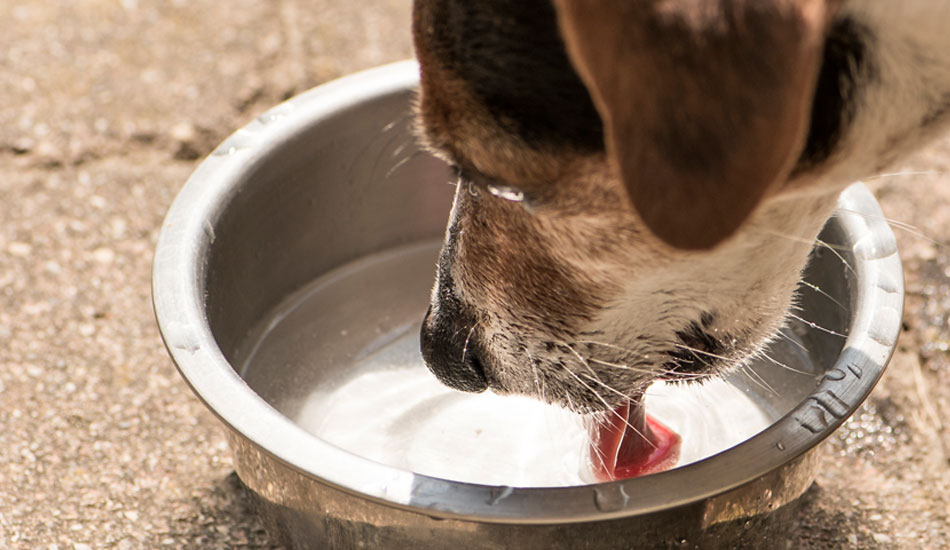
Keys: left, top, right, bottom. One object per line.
{"left": 414, "top": 1, "right": 950, "bottom": 412}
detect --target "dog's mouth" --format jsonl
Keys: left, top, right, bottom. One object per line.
{"left": 585, "top": 318, "right": 735, "bottom": 479}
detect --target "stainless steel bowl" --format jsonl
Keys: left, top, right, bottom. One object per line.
{"left": 153, "top": 61, "right": 903, "bottom": 549}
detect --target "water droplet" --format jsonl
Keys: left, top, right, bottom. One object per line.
{"left": 868, "top": 306, "right": 900, "bottom": 347}
{"left": 488, "top": 486, "right": 513, "bottom": 506}
{"left": 852, "top": 233, "right": 897, "bottom": 261}
{"left": 874, "top": 270, "right": 900, "bottom": 295}
{"left": 593, "top": 485, "right": 630, "bottom": 513}
{"left": 212, "top": 129, "right": 258, "bottom": 156}
{"left": 776, "top": 441, "right": 786, "bottom": 451}
{"left": 203, "top": 221, "right": 216, "bottom": 244}
{"left": 256, "top": 102, "right": 296, "bottom": 125}
{"left": 164, "top": 322, "right": 200, "bottom": 354}
{"left": 212, "top": 145, "right": 241, "bottom": 156}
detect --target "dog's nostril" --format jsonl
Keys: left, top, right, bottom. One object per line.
{"left": 420, "top": 306, "right": 489, "bottom": 393}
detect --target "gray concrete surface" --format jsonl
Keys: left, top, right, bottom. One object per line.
{"left": 0, "top": 1, "right": 946, "bottom": 548}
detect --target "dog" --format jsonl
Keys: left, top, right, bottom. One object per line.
{"left": 414, "top": 0, "right": 950, "bottom": 413}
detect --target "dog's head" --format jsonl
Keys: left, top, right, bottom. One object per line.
{"left": 412, "top": 0, "right": 921, "bottom": 411}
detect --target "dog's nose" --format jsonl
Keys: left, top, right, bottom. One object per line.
{"left": 420, "top": 305, "right": 489, "bottom": 393}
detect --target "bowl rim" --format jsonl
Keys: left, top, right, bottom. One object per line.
{"left": 152, "top": 60, "right": 904, "bottom": 524}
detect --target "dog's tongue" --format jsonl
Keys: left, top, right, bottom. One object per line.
{"left": 591, "top": 401, "right": 681, "bottom": 481}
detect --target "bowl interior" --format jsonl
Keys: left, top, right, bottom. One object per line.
{"left": 200, "top": 82, "right": 855, "bottom": 486}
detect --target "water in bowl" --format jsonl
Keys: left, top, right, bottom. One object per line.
{"left": 238, "top": 242, "right": 813, "bottom": 487}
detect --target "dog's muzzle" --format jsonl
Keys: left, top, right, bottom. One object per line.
{"left": 420, "top": 304, "right": 489, "bottom": 393}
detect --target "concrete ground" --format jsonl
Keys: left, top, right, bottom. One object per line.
{"left": 0, "top": 2, "right": 947, "bottom": 548}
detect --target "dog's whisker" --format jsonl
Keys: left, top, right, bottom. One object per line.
{"left": 578, "top": 340, "right": 680, "bottom": 373}
{"left": 815, "top": 238, "right": 857, "bottom": 276}
{"left": 596, "top": 357, "right": 707, "bottom": 382}
{"left": 836, "top": 206, "right": 945, "bottom": 247}
{"left": 390, "top": 140, "right": 410, "bottom": 159}
{"left": 385, "top": 149, "right": 425, "bottom": 179}
{"left": 565, "top": 392, "right": 580, "bottom": 417}
{"left": 580, "top": 372, "right": 660, "bottom": 452}
{"left": 557, "top": 340, "right": 603, "bottom": 379}
{"left": 863, "top": 169, "right": 948, "bottom": 181}
{"left": 564, "top": 341, "right": 668, "bottom": 383}
{"left": 585, "top": 415, "right": 610, "bottom": 463}
{"left": 671, "top": 342, "right": 731, "bottom": 363}
{"left": 564, "top": 343, "right": 672, "bottom": 412}
{"left": 777, "top": 328, "right": 809, "bottom": 353}
{"left": 811, "top": 237, "right": 851, "bottom": 253}
{"left": 523, "top": 347, "right": 546, "bottom": 404}
{"left": 751, "top": 227, "right": 852, "bottom": 256}
{"left": 643, "top": 338, "right": 722, "bottom": 374}
{"left": 580, "top": 339, "right": 709, "bottom": 380}
{"left": 552, "top": 344, "right": 656, "bottom": 447}
{"left": 557, "top": 363, "right": 619, "bottom": 414}
{"left": 787, "top": 312, "right": 848, "bottom": 339}
{"left": 748, "top": 357, "right": 782, "bottom": 394}
{"left": 676, "top": 348, "right": 720, "bottom": 372}
{"left": 587, "top": 357, "right": 660, "bottom": 375}
{"left": 370, "top": 120, "right": 418, "bottom": 182}
{"left": 749, "top": 228, "right": 860, "bottom": 279}
{"left": 593, "top": 405, "right": 656, "bottom": 450}
{"left": 760, "top": 350, "right": 812, "bottom": 376}
{"left": 578, "top": 340, "right": 644, "bottom": 354}
{"left": 380, "top": 111, "right": 413, "bottom": 134}
{"left": 459, "top": 321, "right": 480, "bottom": 363}
{"left": 739, "top": 365, "right": 779, "bottom": 397}
{"left": 600, "top": 335, "right": 726, "bottom": 378}
{"left": 798, "top": 280, "right": 848, "bottom": 311}
{"left": 754, "top": 227, "right": 822, "bottom": 248}
{"left": 578, "top": 372, "right": 635, "bottom": 405}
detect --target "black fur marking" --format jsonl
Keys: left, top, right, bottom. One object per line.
{"left": 423, "top": 0, "right": 604, "bottom": 151}
{"left": 663, "top": 319, "right": 726, "bottom": 377}
{"left": 795, "top": 17, "right": 877, "bottom": 171}
{"left": 920, "top": 93, "right": 950, "bottom": 130}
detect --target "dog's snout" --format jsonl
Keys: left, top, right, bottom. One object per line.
{"left": 420, "top": 305, "right": 489, "bottom": 393}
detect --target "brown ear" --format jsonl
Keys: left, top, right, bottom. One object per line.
{"left": 554, "top": 0, "right": 835, "bottom": 249}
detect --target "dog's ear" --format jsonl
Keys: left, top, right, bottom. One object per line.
{"left": 554, "top": 0, "right": 837, "bottom": 249}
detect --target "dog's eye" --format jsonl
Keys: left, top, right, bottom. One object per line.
{"left": 485, "top": 183, "right": 525, "bottom": 203}
{"left": 456, "top": 165, "right": 534, "bottom": 207}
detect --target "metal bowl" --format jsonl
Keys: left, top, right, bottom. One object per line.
{"left": 153, "top": 61, "right": 903, "bottom": 549}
